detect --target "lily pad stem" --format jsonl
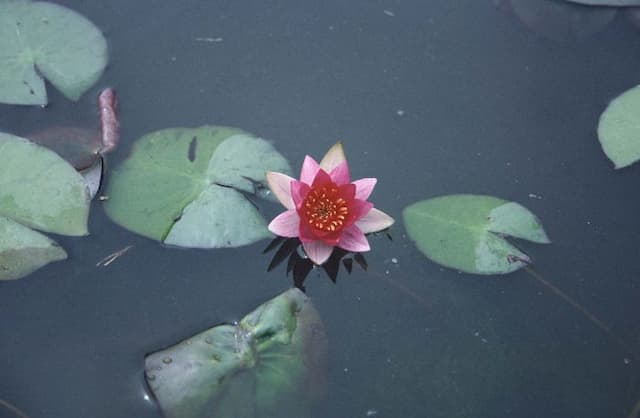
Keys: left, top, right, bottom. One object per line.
{"left": 0, "top": 399, "right": 30, "bottom": 418}
{"left": 524, "top": 266, "right": 632, "bottom": 356}
{"left": 628, "top": 397, "right": 640, "bottom": 418}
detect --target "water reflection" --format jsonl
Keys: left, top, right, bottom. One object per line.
{"left": 264, "top": 236, "right": 379, "bottom": 290}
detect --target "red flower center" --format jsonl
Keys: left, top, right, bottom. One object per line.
{"left": 303, "top": 186, "right": 349, "bottom": 233}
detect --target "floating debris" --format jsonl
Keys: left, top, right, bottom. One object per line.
{"left": 195, "top": 37, "right": 223, "bottom": 43}
{"left": 96, "top": 245, "right": 133, "bottom": 267}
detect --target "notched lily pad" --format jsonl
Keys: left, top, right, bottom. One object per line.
{"left": 104, "top": 126, "right": 291, "bottom": 248}
{"left": 0, "top": 132, "right": 90, "bottom": 280}
{"left": 0, "top": 0, "right": 108, "bottom": 105}
{"left": 145, "top": 288, "right": 327, "bottom": 418}
{"left": 403, "top": 194, "right": 550, "bottom": 275}
{"left": 597, "top": 84, "right": 640, "bottom": 169}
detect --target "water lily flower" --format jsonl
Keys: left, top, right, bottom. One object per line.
{"left": 266, "top": 143, "right": 395, "bottom": 265}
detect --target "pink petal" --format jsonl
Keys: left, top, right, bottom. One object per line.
{"left": 298, "top": 222, "right": 316, "bottom": 243}
{"left": 338, "top": 225, "right": 370, "bottom": 252}
{"left": 300, "top": 156, "right": 320, "bottom": 185}
{"left": 329, "top": 160, "right": 350, "bottom": 185}
{"left": 319, "top": 142, "right": 346, "bottom": 172}
{"left": 355, "top": 208, "right": 395, "bottom": 233}
{"left": 266, "top": 172, "right": 295, "bottom": 209}
{"left": 353, "top": 178, "right": 377, "bottom": 200}
{"left": 303, "top": 240, "right": 334, "bottom": 265}
{"left": 349, "top": 199, "right": 374, "bottom": 223}
{"left": 291, "top": 180, "right": 310, "bottom": 208}
{"left": 268, "top": 210, "right": 300, "bottom": 237}
{"left": 337, "top": 183, "right": 356, "bottom": 200}
{"left": 310, "top": 168, "right": 332, "bottom": 188}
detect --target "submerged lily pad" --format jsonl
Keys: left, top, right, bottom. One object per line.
{"left": 509, "top": 0, "right": 617, "bottom": 42}
{"left": 597, "top": 85, "right": 640, "bottom": 169}
{"left": 145, "top": 288, "right": 327, "bottom": 418}
{"left": 565, "top": 0, "right": 640, "bottom": 5}
{"left": 28, "top": 126, "right": 105, "bottom": 198}
{"left": 104, "top": 126, "right": 291, "bottom": 248}
{"left": 403, "top": 195, "right": 550, "bottom": 275}
{"left": 0, "top": 132, "right": 90, "bottom": 280}
{"left": 29, "top": 126, "right": 102, "bottom": 170}
{"left": 0, "top": 0, "right": 108, "bottom": 105}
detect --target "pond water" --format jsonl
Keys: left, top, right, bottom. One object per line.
{"left": 1, "top": 1, "right": 640, "bottom": 417}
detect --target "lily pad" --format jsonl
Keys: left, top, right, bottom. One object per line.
{"left": 0, "top": 132, "right": 90, "bottom": 280}
{"left": 145, "top": 288, "right": 327, "bottom": 418}
{"left": 79, "top": 156, "right": 103, "bottom": 199}
{"left": 29, "top": 126, "right": 102, "bottom": 170}
{"left": 403, "top": 195, "right": 550, "bottom": 275}
{"left": 509, "top": 0, "right": 617, "bottom": 42}
{"left": 28, "top": 126, "right": 105, "bottom": 199}
{"left": 597, "top": 84, "right": 640, "bottom": 169}
{"left": 0, "top": 216, "right": 67, "bottom": 281}
{"left": 565, "top": 0, "right": 640, "bottom": 5}
{"left": 0, "top": 0, "right": 108, "bottom": 105}
{"left": 104, "top": 126, "right": 291, "bottom": 248}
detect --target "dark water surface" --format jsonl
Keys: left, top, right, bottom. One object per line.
{"left": 2, "top": 1, "right": 640, "bottom": 417}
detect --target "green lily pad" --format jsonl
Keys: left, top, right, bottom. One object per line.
{"left": 145, "top": 288, "right": 327, "bottom": 418}
{"left": 0, "top": 132, "right": 90, "bottom": 280}
{"left": 104, "top": 126, "right": 291, "bottom": 248}
{"left": 0, "top": 0, "right": 108, "bottom": 105}
{"left": 403, "top": 195, "right": 550, "bottom": 275}
{"left": 597, "top": 84, "right": 640, "bottom": 169}
{"left": 0, "top": 216, "right": 67, "bottom": 281}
